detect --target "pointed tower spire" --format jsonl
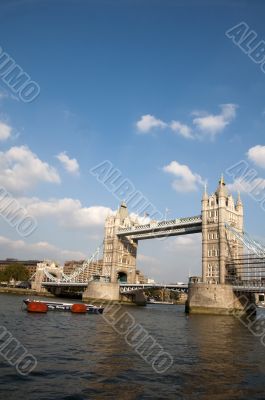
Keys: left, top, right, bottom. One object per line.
{"left": 117, "top": 201, "right": 129, "bottom": 223}
{"left": 202, "top": 182, "right": 208, "bottom": 200}
{"left": 236, "top": 190, "right": 242, "bottom": 206}
{"left": 216, "top": 174, "right": 227, "bottom": 198}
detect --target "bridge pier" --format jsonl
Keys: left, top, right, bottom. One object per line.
{"left": 83, "top": 281, "right": 120, "bottom": 303}
{"left": 186, "top": 282, "right": 256, "bottom": 315}
{"left": 82, "top": 281, "right": 147, "bottom": 305}
{"left": 120, "top": 290, "right": 147, "bottom": 306}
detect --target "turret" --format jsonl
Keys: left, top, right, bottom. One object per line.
{"left": 202, "top": 183, "right": 208, "bottom": 203}
{"left": 236, "top": 191, "right": 243, "bottom": 212}
{"left": 216, "top": 174, "right": 228, "bottom": 199}
{"left": 117, "top": 201, "right": 129, "bottom": 224}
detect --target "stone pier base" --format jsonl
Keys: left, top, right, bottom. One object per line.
{"left": 31, "top": 282, "right": 49, "bottom": 293}
{"left": 83, "top": 281, "right": 120, "bottom": 303}
{"left": 186, "top": 283, "right": 255, "bottom": 315}
{"left": 120, "top": 290, "right": 147, "bottom": 306}
{"left": 82, "top": 282, "right": 147, "bottom": 305}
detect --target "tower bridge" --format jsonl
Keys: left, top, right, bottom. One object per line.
{"left": 100, "top": 175, "right": 243, "bottom": 286}
{"left": 32, "top": 176, "right": 265, "bottom": 314}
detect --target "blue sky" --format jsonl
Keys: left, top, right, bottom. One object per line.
{"left": 0, "top": 0, "right": 264, "bottom": 282}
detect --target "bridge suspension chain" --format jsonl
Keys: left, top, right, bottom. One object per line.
{"left": 35, "top": 242, "right": 104, "bottom": 284}
{"left": 43, "top": 269, "right": 60, "bottom": 282}
{"left": 225, "top": 223, "right": 265, "bottom": 258}
{"left": 62, "top": 242, "right": 104, "bottom": 283}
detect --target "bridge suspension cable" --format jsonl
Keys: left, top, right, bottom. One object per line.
{"left": 225, "top": 223, "right": 265, "bottom": 258}
{"left": 37, "top": 242, "right": 104, "bottom": 284}
{"left": 62, "top": 242, "right": 104, "bottom": 283}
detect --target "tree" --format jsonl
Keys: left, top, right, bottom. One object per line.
{"left": 0, "top": 264, "right": 29, "bottom": 282}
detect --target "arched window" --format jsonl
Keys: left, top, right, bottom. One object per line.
{"left": 117, "top": 272, "right": 127, "bottom": 283}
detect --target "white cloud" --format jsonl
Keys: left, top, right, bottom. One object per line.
{"left": 56, "top": 151, "right": 80, "bottom": 175}
{"left": 163, "top": 161, "right": 204, "bottom": 192}
{"left": 0, "top": 235, "right": 86, "bottom": 263}
{"left": 227, "top": 177, "right": 265, "bottom": 194}
{"left": 170, "top": 120, "right": 193, "bottom": 139}
{"left": 174, "top": 236, "right": 196, "bottom": 246}
{"left": 0, "top": 90, "right": 18, "bottom": 102}
{"left": 136, "top": 104, "right": 237, "bottom": 139}
{"left": 0, "top": 121, "right": 12, "bottom": 141}
{"left": 22, "top": 197, "right": 114, "bottom": 228}
{"left": 247, "top": 145, "right": 265, "bottom": 169}
{"left": 130, "top": 213, "right": 151, "bottom": 225}
{"left": 136, "top": 114, "right": 167, "bottom": 133}
{"left": 0, "top": 146, "right": 60, "bottom": 192}
{"left": 138, "top": 254, "right": 158, "bottom": 264}
{"left": 166, "top": 234, "right": 201, "bottom": 251}
{"left": 192, "top": 104, "right": 237, "bottom": 138}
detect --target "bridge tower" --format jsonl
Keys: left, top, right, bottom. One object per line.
{"left": 202, "top": 176, "right": 244, "bottom": 284}
{"left": 31, "top": 261, "right": 64, "bottom": 292}
{"left": 102, "top": 202, "right": 138, "bottom": 284}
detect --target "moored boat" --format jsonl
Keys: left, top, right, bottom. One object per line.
{"left": 147, "top": 298, "right": 174, "bottom": 305}
{"left": 23, "top": 299, "right": 104, "bottom": 314}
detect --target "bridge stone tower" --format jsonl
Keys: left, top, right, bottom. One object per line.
{"left": 102, "top": 202, "right": 138, "bottom": 284}
{"left": 202, "top": 176, "right": 243, "bottom": 284}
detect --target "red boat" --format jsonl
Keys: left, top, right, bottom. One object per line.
{"left": 23, "top": 299, "right": 104, "bottom": 314}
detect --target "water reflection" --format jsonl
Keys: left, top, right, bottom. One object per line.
{"left": 182, "top": 314, "right": 265, "bottom": 399}
{"left": 0, "top": 295, "right": 265, "bottom": 399}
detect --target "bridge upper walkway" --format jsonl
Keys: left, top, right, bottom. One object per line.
{"left": 117, "top": 215, "right": 202, "bottom": 240}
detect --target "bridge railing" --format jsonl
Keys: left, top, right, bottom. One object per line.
{"left": 119, "top": 283, "right": 188, "bottom": 294}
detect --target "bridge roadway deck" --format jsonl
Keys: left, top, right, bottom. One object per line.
{"left": 41, "top": 281, "right": 265, "bottom": 292}
{"left": 119, "top": 283, "right": 188, "bottom": 292}
{"left": 41, "top": 282, "right": 188, "bottom": 291}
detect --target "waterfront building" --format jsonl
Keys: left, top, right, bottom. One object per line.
{"left": 0, "top": 259, "right": 42, "bottom": 277}
{"left": 135, "top": 269, "right": 148, "bottom": 284}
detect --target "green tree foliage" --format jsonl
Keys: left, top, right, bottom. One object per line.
{"left": 0, "top": 264, "right": 29, "bottom": 282}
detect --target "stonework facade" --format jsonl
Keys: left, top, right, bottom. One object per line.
{"left": 102, "top": 202, "right": 138, "bottom": 283}
{"left": 202, "top": 176, "right": 243, "bottom": 284}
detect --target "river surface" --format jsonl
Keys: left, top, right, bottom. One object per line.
{"left": 0, "top": 294, "right": 265, "bottom": 399}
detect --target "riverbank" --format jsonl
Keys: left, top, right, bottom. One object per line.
{"left": 0, "top": 287, "right": 55, "bottom": 297}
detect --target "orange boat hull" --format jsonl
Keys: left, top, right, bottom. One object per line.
{"left": 27, "top": 302, "right": 48, "bottom": 313}
{"left": 71, "top": 303, "right": 87, "bottom": 313}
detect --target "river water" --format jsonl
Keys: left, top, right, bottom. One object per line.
{"left": 0, "top": 294, "right": 265, "bottom": 399}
